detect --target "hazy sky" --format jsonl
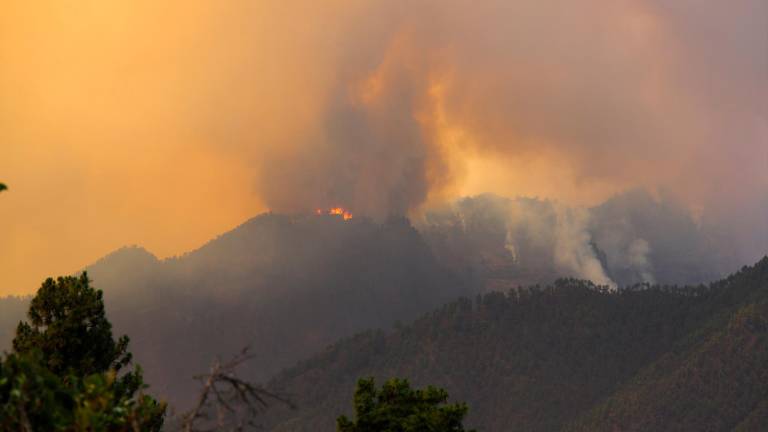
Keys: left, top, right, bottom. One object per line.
{"left": 1, "top": 0, "right": 766, "bottom": 295}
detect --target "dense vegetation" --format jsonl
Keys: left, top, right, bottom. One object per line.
{"left": 1, "top": 186, "right": 763, "bottom": 429}
{"left": 337, "top": 378, "right": 474, "bottom": 432}
{"left": 570, "top": 261, "right": 768, "bottom": 431}
{"left": 13, "top": 274, "right": 133, "bottom": 377}
{"left": 0, "top": 191, "right": 737, "bottom": 410}
{"left": 0, "top": 274, "right": 165, "bottom": 431}
{"left": 264, "top": 258, "right": 768, "bottom": 431}
{"left": 0, "top": 296, "right": 28, "bottom": 351}
{"left": 0, "top": 214, "right": 470, "bottom": 408}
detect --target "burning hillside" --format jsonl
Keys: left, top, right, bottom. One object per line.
{"left": 316, "top": 207, "right": 353, "bottom": 221}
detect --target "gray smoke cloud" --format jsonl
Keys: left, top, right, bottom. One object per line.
{"left": 248, "top": 0, "right": 766, "bottom": 265}
{"left": 420, "top": 191, "right": 734, "bottom": 287}
{"left": 3, "top": 0, "right": 764, "bottom": 294}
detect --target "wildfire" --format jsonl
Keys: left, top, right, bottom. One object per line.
{"left": 316, "top": 207, "right": 353, "bottom": 221}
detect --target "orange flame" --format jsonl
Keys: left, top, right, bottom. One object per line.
{"left": 317, "top": 207, "right": 353, "bottom": 220}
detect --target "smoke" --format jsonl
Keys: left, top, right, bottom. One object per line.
{"left": 626, "top": 239, "right": 654, "bottom": 284}
{"left": 251, "top": 0, "right": 766, "bottom": 215}
{"left": 1, "top": 0, "right": 765, "bottom": 293}
{"left": 422, "top": 195, "right": 617, "bottom": 287}
{"left": 491, "top": 196, "right": 616, "bottom": 287}
{"left": 255, "top": 35, "right": 448, "bottom": 217}
{"left": 550, "top": 206, "right": 615, "bottom": 288}
{"left": 247, "top": 1, "right": 767, "bottom": 273}
{"left": 422, "top": 191, "right": 731, "bottom": 287}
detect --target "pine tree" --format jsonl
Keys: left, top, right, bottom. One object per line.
{"left": 13, "top": 273, "right": 131, "bottom": 377}
{"left": 337, "top": 377, "right": 475, "bottom": 432}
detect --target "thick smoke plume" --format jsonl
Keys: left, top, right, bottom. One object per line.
{"left": 1, "top": 0, "right": 765, "bottom": 293}
{"left": 421, "top": 191, "right": 733, "bottom": 288}
{"left": 251, "top": 0, "right": 766, "bottom": 261}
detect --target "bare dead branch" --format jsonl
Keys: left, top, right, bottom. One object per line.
{"left": 181, "top": 347, "right": 294, "bottom": 432}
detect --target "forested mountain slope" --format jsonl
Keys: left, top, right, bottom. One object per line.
{"left": 570, "top": 258, "right": 768, "bottom": 431}
{"left": 94, "top": 214, "right": 469, "bottom": 408}
{"left": 264, "top": 258, "right": 768, "bottom": 431}
{"left": 1, "top": 214, "right": 468, "bottom": 409}
{"left": 0, "top": 199, "right": 752, "bottom": 416}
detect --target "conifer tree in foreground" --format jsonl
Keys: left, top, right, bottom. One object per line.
{"left": 0, "top": 273, "right": 165, "bottom": 431}
{"left": 337, "top": 377, "right": 475, "bottom": 432}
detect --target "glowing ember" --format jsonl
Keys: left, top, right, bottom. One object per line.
{"left": 316, "top": 207, "right": 353, "bottom": 220}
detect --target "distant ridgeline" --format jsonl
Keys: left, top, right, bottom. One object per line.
{"left": 264, "top": 257, "right": 768, "bottom": 432}
{"left": 420, "top": 191, "right": 738, "bottom": 291}
{"left": 1, "top": 214, "right": 470, "bottom": 408}
{"left": 0, "top": 193, "right": 754, "bottom": 421}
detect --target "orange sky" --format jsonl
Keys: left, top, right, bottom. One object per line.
{"left": 1, "top": 0, "right": 766, "bottom": 295}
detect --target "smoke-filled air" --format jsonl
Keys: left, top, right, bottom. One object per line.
{"left": 3, "top": 2, "right": 768, "bottom": 430}
{"left": 1, "top": 0, "right": 766, "bottom": 293}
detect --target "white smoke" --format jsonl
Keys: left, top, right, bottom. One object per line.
{"left": 421, "top": 191, "right": 730, "bottom": 288}
{"left": 627, "top": 238, "right": 655, "bottom": 284}
{"left": 426, "top": 195, "right": 617, "bottom": 287}
{"left": 550, "top": 206, "right": 615, "bottom": 288}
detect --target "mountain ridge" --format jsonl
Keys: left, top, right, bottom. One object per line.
{"left": 263, "top": 257, "right": 768, "bottom": 431}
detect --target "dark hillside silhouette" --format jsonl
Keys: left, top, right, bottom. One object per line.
{"left": 0, "top": 196, "right": 753, "bottom": 416}
{"left": 263, "top": 258, "right": 768, "bottom": 431}
{"left": 81, "top": 214, "right": 468, "bottom": 408}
